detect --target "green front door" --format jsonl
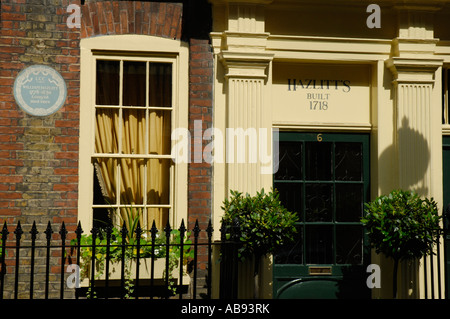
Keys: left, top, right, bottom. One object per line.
{"left": 273, "top": 132, "right": 370, "bottom": 299}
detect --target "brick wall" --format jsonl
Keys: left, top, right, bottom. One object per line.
{"left": 80, "top": 0, "right": 183, "bottom": 39}
{"left": 0, "top": 0, "right": 81, "bottom": 298}
{"left": 0, "top": 0, "right": 81, "bottom": 232}
{"left": 188, "top": 37, "right": 213, "bottom": 254}
{"left": 0, "top": 0, "right": 213, "bottom": 298}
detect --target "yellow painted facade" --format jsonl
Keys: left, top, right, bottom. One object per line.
{"left": 209, "top": 0, "right": 450, "bottom": 298}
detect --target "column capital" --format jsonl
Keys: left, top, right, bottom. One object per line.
{"left": 386, "top": 56, "right": 442, "bottom": 84}
{"left": 219, "top": 51, "right": 273, "bottom": 79}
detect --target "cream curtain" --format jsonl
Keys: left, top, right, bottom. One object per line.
{"left": 94, "top": 61, "right": 171, "bottom": 230}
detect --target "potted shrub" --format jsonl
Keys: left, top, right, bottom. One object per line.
{"left": 361, "top": 189, "right": 442, "bottom": 298}
{"left": 221, "top": 188, "right": 299, "bottom": 298}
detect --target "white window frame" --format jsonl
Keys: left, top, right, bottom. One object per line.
{"left": 79, "top": 35, "right": 189, "bottom": 231}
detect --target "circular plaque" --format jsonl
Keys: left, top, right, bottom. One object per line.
{"left": 13, "top": 65, "right": 67, "bottom": 117}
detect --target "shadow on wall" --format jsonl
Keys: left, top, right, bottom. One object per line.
{"left": 375, "top": 116, "right": 430, "bottom": 298}
{"left": 378, "top": 116, "right": 430, "bottom": 196}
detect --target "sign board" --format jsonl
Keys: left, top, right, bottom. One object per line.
{"left": 272, "top": 63, "right": 371, "bottom": 126}
{"left": 14, "top": 65, "right": 67, "bottom": 117}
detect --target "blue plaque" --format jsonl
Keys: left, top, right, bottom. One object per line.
{"left": 14, "top": 65, "right": 67, "bottom": 116}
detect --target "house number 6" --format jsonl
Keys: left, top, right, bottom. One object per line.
{"left": 317, "top": 134, "right": 323, "bottom": 142}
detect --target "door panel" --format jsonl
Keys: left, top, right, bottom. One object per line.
{"left": 273, "top": 132, "right": 370, "bottom": 299}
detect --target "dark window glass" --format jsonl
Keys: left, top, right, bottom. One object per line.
{"left": 335, "top": 183, "right": 363, "bottom": 222}
{"left": 305, "top": 183, "right": 332, "bottom": 222}
{"left": 305, "top": 142, "right": 332, "bottom": 181}
{"left": 275, "top": 141, "right": 302, "bottom": 180}
{"left": 123, "top": 61, "right": 146, "bottom": 106}
{"left": 306, "top": 225, "right": 333, "bottom": 264}
{"left": 274, "top": 182, "right": 302, "bottom": 221}
{"left": 149, "top": 63, "right": 172, "bottom": 107}
{"left": 335, "top": 142, "right": 362, "bottom": 181}
{"left": 336, "top": 225, "right": 363, "bottom": 264}
{"left": 96, "top": 60, "right": 120, "bottom": 105}
{"left": 274, "top": 226, "right": 303, "bottom": 264}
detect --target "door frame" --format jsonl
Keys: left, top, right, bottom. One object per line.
{"left": 273, "top": 131, "right": 371, "bottom": 299}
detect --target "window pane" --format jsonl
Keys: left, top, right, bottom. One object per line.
{"left": 305, "top": 183, "right": 332, "bottom": 222}
{"left": 335, "top": 142, "right": 362, "bottom": 181}
{"left": 306, "top": 225, "right": 333, "bottom": 264}
{"left": 336, "top": 225, "right": 363, "bottom": 264}
{"left": 122, "top": 109, "right": 146, "bottom": 154}
{"left": 305, "top": 142, "right": 332, "bottom": 180}
{"left": 93, "top": 207, "right": 113, "bottom": 229}
{"left": 149, "top": 63, "right": 172, "bottom": 107}
{"left": 123, "top": 61, "right": 146, "bottom": 107}
{"left": 274, "top": 226, "right": 303, "bottom": 264}
{"left": 147, "top": 159, "right": 171, "bottom": 205}
{"left": 95, "top": 108, "right": 119, "bottom": 154}
{"left": 274, "top": 182, "right": 302, "bottom": 221}
{"left": 274, "top": 141, "right": 302, "bottom": 180}
{"left": 94, "top": 158, "right": 118, "bottom": 204}
{"left": 96, "top": 60, "right": 120, "bottom": 105}
{"left": 147, "top": 207, "right": 169, "bottom": 230}
{"left": 120, "top": 158, "right": 146, "bottom": 205}
{"left": 148, "top": 110, "right": 171, "bottom": 155}
{"left": 336, "top": 183, "right": 363, "bottom": 222}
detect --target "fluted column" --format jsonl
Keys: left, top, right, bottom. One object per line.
{"left": 210, "top": 0, "right": 274, "bottom": 298}
{"left": 386, "top": 6, "right": 443, "bottom": 298}
{"left": 387, "top": 58, "right": 441, "bottom": 196}
{"left": 220, "top": 52, "right": 273, "bottom": 194}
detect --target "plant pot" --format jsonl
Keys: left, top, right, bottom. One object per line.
{"left": 80, "top": 257, "right": 190, "bottom": 287}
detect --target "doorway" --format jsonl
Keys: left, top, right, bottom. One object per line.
{"left": 273, "top": 132, "right": 371, "bottom": 299}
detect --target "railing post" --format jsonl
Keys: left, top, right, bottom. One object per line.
{"left": 90, "top": 226, "right": 98, "bottom": 298}
{"left": 29, "top": 222, "right": 38, "bottom": 299}
{"left": 104, "top": 225, "right": 112, "bottom": 299}
{"left": 120, "top": 223, "right": 128, "bottom": 299}
{"left": 178, "top": 219, "right": 186, "bottom": 299}
{"left": 59, "top": 222, "right": 67, "bottom": 299}
{"left": 44, "top": 222, "right": 53, "bottom": 299}
{"left": 164, "top": 220, "right": 171, "bottom": 298}
{"left": 74, "top": 221, "right": 83, "bottom": 299}
{"left": 150, "top": 220, "right": 158, "bottom": 299}
{"left": 192, "top": 219, "right": 200, "bottom": 299}
{"left": 13, "top": 221, "right": 23, "bottom": 299}
{"left": 135, "top": 221, "right": 142, "bottom": 299}
{"left": 0, "top": 222, "right": 9, "bottom": 300}
{"left": 206, "top": 219, "right": 213, "bottom": 299}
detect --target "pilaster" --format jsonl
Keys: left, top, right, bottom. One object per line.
{"left": 386, "top": 4, "right": 444, "bottom": 299}
{"left": 210, "top": 0, "right": 274, "bottom": 299}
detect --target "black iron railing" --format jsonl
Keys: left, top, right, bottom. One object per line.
{"left": 0, "top": 219, "right": 236, "bottom": 300}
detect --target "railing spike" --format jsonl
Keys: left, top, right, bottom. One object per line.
{"left": 150, "top": 220, "right": 158, "bottom": 239}
{"left": 179, "top": 218, "right": 186, "bottom": 234}
{"left": 59, "top": 221, "right": 67, "bottom": 240}
{"left": 1, "top": 221, "right": 9, "bottom": 239}
{"left": 164, "top": 219, "right": 172, "bottom": 235}
{"left": 75, "top": 221, "right": 83, "bottom": 238}
{"left": 14, "top": 221, "right": 23, "bottom": 240}
{"left": 206, "top": 219, "right": 214, "bottom": 237}
{"left": 30, "top": 221, "right": 38, "bottom": 239}
{"left": 44, "top": 221, "right": 53, "bottom": 240}
{"left": 135, "top": 220, "right": 142, "bottom": 238}
{"left": 193, "top": 219, "right": 201, "bottom": 237}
